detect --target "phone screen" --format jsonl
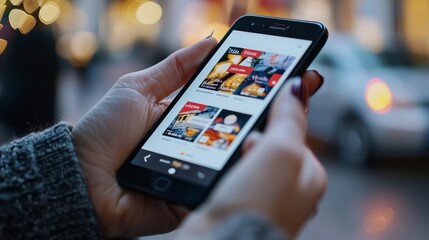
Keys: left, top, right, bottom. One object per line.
{"left": 130, "top": 30, "right": 312, "bottom": 186}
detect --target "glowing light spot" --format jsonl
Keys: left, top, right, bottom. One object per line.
{"left": 365, "top": 78, "right": 393, "bottom": 114}
{"left": 37, "top": 0, "right": 48, "bottom": 6}
{"left": 9, "top": 9, "right": 36, "bottom": 34}
{"left": 377, "top": 207, "right": 395, "bottom": 222}
{"left": 56, "top": 31, "right": 98, "bottom": 67}
{"left": 354, "top": 17, "right": 384, "bottom": 53}
{"left": 0, "top": 38, "right": 7, "bottom": 54}
{"left": 0, "top": 4, "right": 6, "bottom": 21}
{"left": 10, "top": 0, "right": 24, "bottom": 6}
{"left": 365, "top": 207, "right": 395, "bottom": 234}
{"left": 24, "top": 0, "right": 39, "bottom": 14}
{"left": 365, "top": 215, "right": 387, "bottom": 234}
{"left": 9, "top": 9, "right": 27, "bottom": 29}
{"left": 70, "top": 31, "right": 98, "bottom": 66}
{"left": 39, "top": 1, "right": 61, "bottom": 25}
{"left": 135, "top": 1, "right": 162, "bottom": 25}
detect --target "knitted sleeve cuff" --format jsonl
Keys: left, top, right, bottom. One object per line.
{"left": 0, "top": 123, "right": 102, "bottom": 239}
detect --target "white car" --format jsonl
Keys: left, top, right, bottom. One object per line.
{"left": 307, "top": 36, "right": 429, "bottom": 165}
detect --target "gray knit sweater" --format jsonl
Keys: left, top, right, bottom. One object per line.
{"left": 0, "top": 123, "right": 287, "bottom": 240}
{"left": 0, "top": 123, "right": 101, "bottom": 239}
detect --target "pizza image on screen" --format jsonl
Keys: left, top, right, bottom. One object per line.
{"left": 197, "top": 109, "right": 251, "bottom": 150}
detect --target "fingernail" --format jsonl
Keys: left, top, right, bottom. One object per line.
{"left": 291, "top": 77, "right": 309, "bottom": 109}
{"left": 309, "top": 70, "right": 324, "bottom": 96}
{"left": 206, "top": 30, "right": 214, "bottom": 39}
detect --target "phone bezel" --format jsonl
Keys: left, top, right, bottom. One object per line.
{"left": 117, "top": 15, "right": 328, "bottom": 208}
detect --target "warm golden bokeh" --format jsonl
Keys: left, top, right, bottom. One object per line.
{"left": 0, "top": 38, "right": 7, "bottom": 54}
{"left": 10, "top": 0, "right": 24, "bottom": 6}
{"left": 403, "top": 0, "right": 429, "bottom": 55}
{"left": 365, "top": 78, "right": 393, "bottom": 114}
{"left": 135, "top": 1, "right": 162, "bottom": 25}
{"left": 9, "top": 9, "right": 36, "bottom": 34}
{"left": 56, "top": 31, "right": 98, "bottom": 67}
{"left": 0, "top": 4, "right": 6, "bottom": 21}
{"left": 9, "top": 9, "right": 26, "bottom": 29}
{"left": 39, "top": 1, "right": 61, "bottom": 25}
{"left": 364, "top": 207, "right": 395, "bottom": 235}
{"left": 23, "top": 0, "right": 40, "bottom": 14}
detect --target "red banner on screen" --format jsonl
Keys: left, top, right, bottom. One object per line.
{"left": 227, "top": 64, "right": 254, "bottom": 75}
{"left": 180, "top": 102, "right": 207, "bottom": 113}
{"left": 241, "top": 49, "right": 262, "bottom": 58}
{"left": 269, "top": 73, "right": 282, "bottom": 87}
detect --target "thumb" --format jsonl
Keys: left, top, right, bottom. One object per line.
{"left": 266, "top": 77, "right": 307, "bottom": 146}
{"left": 266, "top": 71, "right": 324, "bottom": 145}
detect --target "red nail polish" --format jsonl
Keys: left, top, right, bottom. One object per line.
{"left": 291, "top": 77, "right": 308, "bottom": 109}
{"left": 309, "top": 70, "right": 324, "bottom": 95}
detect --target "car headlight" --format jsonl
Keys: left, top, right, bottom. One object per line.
{"left": 365, "top": 78, "right": 393, "bottom": 114}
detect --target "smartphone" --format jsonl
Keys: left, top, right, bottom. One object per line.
{"left": 117, "top": 15, "right": 328, "bottom": 208}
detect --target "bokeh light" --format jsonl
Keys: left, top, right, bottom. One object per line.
{"left": 179, "top": 1, "right": 229, "bottom": 47}
{"left": 56, "top": 2, "right": 88, "bottom": 33}
{"left": 23, "top": 0, "right": 40, "bottom": 14}
{"left": 10, "top": 0, "right": 24, "bottom": 6}
{"left": 403, "top": 0, "right": 429, "bottom": 56}
{"left": 0, "top": 4, "right": 6, "bottom": 21}
{"left": 57, "top": 31, "right": 98, "bottom": 67}
{"left": 365, "top": 78, "right": 393, "bottom": 114}
{"left": 39, "top": 1, "right": 61, "bottom": 25}
{"left": 135, "top": 1, "right": 162, "bottom": 25}
{"left": 9, "top": 9, "right": 36, "bottom": 34}
{"left": 354, "top": 17, "right": 384, "bottom": 53}
{"left": 0, "top": 38, "right": 7, "bottom": 54}
{"left": 365, "top": 207, "right": 395, "bottom": 234}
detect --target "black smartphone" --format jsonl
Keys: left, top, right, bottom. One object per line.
{"left": 117, "top": 15, "right": 328, "bottom": 208}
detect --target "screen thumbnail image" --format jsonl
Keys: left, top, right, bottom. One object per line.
{"left": 200, "top": 46, "right": 296, "bottom": 99}
{"left": 163, "top": 102, "right": 220, "bottom": 142}
{"left": 197, "top": 109, "right": 251, "bottom": 150}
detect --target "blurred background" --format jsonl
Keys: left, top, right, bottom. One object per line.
{"left": 0, "top": 0, "right": 428, "bottom": 239}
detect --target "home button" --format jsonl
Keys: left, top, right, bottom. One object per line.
{"left": 153, "top": 177, "right": 172, "bottom": 192}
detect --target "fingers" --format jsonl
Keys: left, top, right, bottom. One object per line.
{"left": 242, "top": 71, "right": 324, "bottom": 157}
{"left": 266, "top": 72, "right": 324, "bottom": 145}
{"left": 266, "top": 78, "right": 307, "bottom": 146}
{"left": 302, "top": 70, "right": 324, "bottom": 98}
{"left": 140, "top": 38, "right": 217, "bottom": 101}
{"left": 242, "top": 131, "right": 262, "bottom": 154}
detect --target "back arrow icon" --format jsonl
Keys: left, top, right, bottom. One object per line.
{"left": 144, "top": 154, "right": 151, "bottom": 162}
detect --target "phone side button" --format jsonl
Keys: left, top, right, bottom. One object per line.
{"left": 153, "top": 176, "right": 172, "bottom": 192}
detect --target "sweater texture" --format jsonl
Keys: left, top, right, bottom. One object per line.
{"left": 0, "top": 123, "right": 102, "bottom": 239}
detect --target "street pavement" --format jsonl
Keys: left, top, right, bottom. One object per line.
{"left": 300, "top": 155, "right": 429, "bottom": 240}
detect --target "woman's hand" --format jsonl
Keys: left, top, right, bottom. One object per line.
{"left": 71, "top": 37, "right": 218, "bottom": 238}
{"left": 177, "top": 72, "right": 327, "bottom": 239}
